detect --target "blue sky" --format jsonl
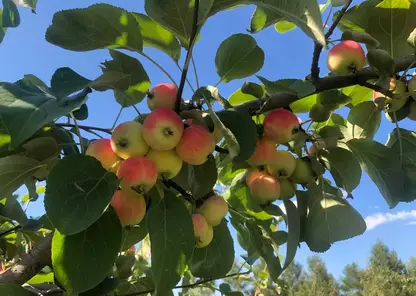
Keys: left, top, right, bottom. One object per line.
{"left": 1, "top": 0, "right": 415, "bottom": 280}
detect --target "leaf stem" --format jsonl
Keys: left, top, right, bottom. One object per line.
{"left": 55, "top": 123, "right": 112, "bottom": 135}
{"left": 70, "top": 113, "right": 85, "bottom": 154}
{"left": 111, "top": 106, "right": 124, "bottom": 130}
{"left": 215, "top": 145, "right": 229, "bottom": 154}
{"left": 191, "top": 55, "right": 200, "bottom": 89}
{"left": 175, "top": 62, "right": 196, "bottom": 92}
{"left": 175, "top": 0, "right": 200, "bottom": 113}
{"left": 139, "top": 52, "right": 178, "bottom": 88}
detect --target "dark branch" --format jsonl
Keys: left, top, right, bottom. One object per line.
{"left": 0, "top": 233, "right": 53, "bottom": 285}
{"left": 310, "top": 0, "right": 353, "bottom": 80}
{"left": 119, "top": 270, "right": 251, "bottom": 296}
{"left": 175, "top": 0, "right": 200, "bottom": 113}
{"left": 0, "top": 225, "right": 22, "bottom": 238}
{"left": 162, "top": 179, "right": 195, "bottom": 203}
{"left": 215, "top": 145, "right": 229, "bottom": 154}
{"left": 55, "top": 123, "right": 112, "bottom": 135}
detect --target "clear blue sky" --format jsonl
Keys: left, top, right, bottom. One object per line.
{"left": 2, "top": 0, "right": 415, "bottom": 280}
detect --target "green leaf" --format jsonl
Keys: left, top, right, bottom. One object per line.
{"left": 341, "top": 85, "right": 372, "bottom": 106}
{"left": 0, "top": 155, "right": 43, "bottom": 197}
{"left": 52, "top": 210, "right": 122, "bottom": 294}
{"left": 23, "top": 74, "right": 49, "bottom": 90}
{"left": 229, "top": 88, "right": 258, "bottom": 106}
{"left": 219, "top": 283, "right": 232, "bottom": 294}
{"left": 193, "top": 85, "right": 231, "bottom": 109}
{"left": 22, "top": 137, "right": 60, "bottom": 162}
{"left": 312, "top": 113, "right": 347, "bottom": 131}
{"left": 0, "top": 194, "right": 27, "bottom": 224}
{"left": 73, "top": 104, "right": 89, "bottom": 121}
{"left": 91, "top": 50, "right": 150, "bottom": 107}
{"left": 133, "top": 13, "right": 181, "bottom": 61}
{"left": 318, "top": 126, "right": 344, "bottom": 148}
{"left": 305, "top": 182, "right": 366, "bottom": 252}
{"left": 386, "top": 128, "right": 416, "bottom": 203}
{"left": 216, "top": 34, "right": 264, "bottom": 83}
{"left": 121, "top": 220, "right": 148, "bottom": 251}
{"left": 189, "top": 220, "right": 235, "bottom": 278}
{"left": 0, "top": 82, "right": 88, "bottom": 149}
{"left": 46, "top": 4, "right": 143, "bottom": 52}
{"left": 346, "top": 139, "right": 405, "bottom": 208}
{"left": 249, "top": 6, "right": 284, "bottom": 33}
{"left": 290, "top": 94, "right": 317, "bottom": 113}
{"left": 44, "top": 155, "right": 120, "bottom": 235}
{"left": 79, "top": 277, "right": 119, "bottom": 296}
{"left": 0, "top": 284, "right": 35, "bottom": 295}
{"left": 14, "top": 0, "right": 37, "bottom": 11}
{"left": 210, "top": 0, "right": 325, "bottom": 45}
{"left": 275, "top": 21, "right": 297, "bottom": 33}
{"left": 241, "top": 82, "right": 265, "bottom": 99}
{"left": 320, "top": 147, "right": 362, "bottom": 193}
{"left": 2, "top": 0, "right": 20, "bottom": 28}
{"left": 217, "top": 110, "right": 257, "bottom": 162}
{"left": 337, "top": 0, "right": 416, "bottom": 58}
{"left": 146, "top": 191, "right": 194, "bottom": 293}
{"left": 257, "top": 77, "right": 316, "bottom": 98}
{"left": 172, "top": 156, "right": 217, "bottom": 199}
{"left": 145, "top": 0, "right": 214, "bottom": 48}
{"left": 282, "top": 199, "right": 300, "bottom": 269}
{"left": 0, "top": 10, "right": 7, "bottom": 45}
{"left": 51, "top": 68, "right": 91, "bottom": 98}
{"left": 246, "top": 222, "right": 282, "bottom": 281}
{"left": 28, "top": 271, "right": 54, "bottom": 285}
{"left": 347, "top": 101, "right": 381, "bottom": 140}
{"left": 217, "top": 156, "right": 246, "bottom": 186}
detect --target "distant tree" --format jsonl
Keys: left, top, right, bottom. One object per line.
{"left": 280, "top": 261, "right": 305, "bottom": 296}
{"left": 406, "top": 257, "right": 416, "bottom": 277}
{"left": 369, "top": 240, "right": 406, "bottom": 274}
{"left": 340, "top": 263, "right": 364, "bottom": 296}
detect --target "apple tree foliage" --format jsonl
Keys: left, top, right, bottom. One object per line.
{"left": 0, "top": 0, "right": 416, "bottom": 295}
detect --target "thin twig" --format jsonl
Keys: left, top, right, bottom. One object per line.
{"left": 111, "top": 106, "right": 124, "bottom": 130}
{"left": 70, "top": 113, "right": 85, "bottom": 154}
{"left": 175, "top": 62, "right": 196, "bottom": 92}
{"left": 215, "top": 145, "right": 229, "bottom": 154}
{"left": 55, "top": 123, "right": 112, "bottom": 135}
{"left": 119, "top": 270, "right": 251, "bottom": 296}
{"left": 139, "top": 52, "right": 178, "bottom": 88}
{"left": 175, "top": 0, "right": 200, "bottom": 113}
{"left": 0, "top": 225, "right": 22, "bottom": 238}
{"left": 191, "top": 55, "right": 200, "bottom": 89}
{"left": 310, "top": 0, "right": 353, "bottom": 80}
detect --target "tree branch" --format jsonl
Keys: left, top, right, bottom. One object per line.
{"left": 175, "top": 0, "right": 200, "bottom": 113}
{"left": 310, "top": 0, "right": 353, "bottom": 80}
{"left": 162, "top": 179, "right": 195, "bottom": 203}
{"left": 215, "top": 145, "right": 229, "bottom": 154}
{"left": 120, "top": 270, "right": 251, "bottom": 296}
{"left": 55, "top": 123, "right": 112, "bottom": 135}
{"left": 0, "top": 233, "right": 53, "bottom": 285}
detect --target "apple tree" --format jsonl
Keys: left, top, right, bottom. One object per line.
{"left": 0, "top": 0, "right": 415, "bottom": 295}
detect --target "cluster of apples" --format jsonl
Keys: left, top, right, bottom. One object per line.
{"left": 86, "top": 83, "right": 228, "bottom": 248}
{"left": 244, "top": 109, "right": 315, "bottom": 204}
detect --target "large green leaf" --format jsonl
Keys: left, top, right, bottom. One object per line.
{"left": 0, "top": 82, "right": 88, "bottom": 149}
{"left": 312, "top": 113, "right": 347, "bottom": 131}
{"left": 215, "top": 34, "right": 264, "bottom": 83}
{"left": 0, "top": 194, "right": 27, "bottom": 224}
{"left": 337, "top": 0, "right": 416, "bottom": 58}
{"left": 172, "top": 156, "right": 217, "bottom": 199}
{"left": 320, "top": 147, "right": 362, "bottom": 193}
{"left": 146, "top": 191, "right": 194, "bottom": 293}
{"left": 346, "top": 139, "right": 405, "bottom": 208}
{"left": 52, "top": 210, "right": 122, "bottom": 294}
{"left": 386, "top": 128, "right": 416, "bottom": 203}
{"left": 145, "top": 0, "right": 214, "bottom": 48}
{"left": 305, "top": 182, "right": 366, "bottom": 252}
{"left": 0, "top": 155, "right": 43, "bottom": 197}
{"left": 229, "top": 88, "right": 257, "bottom": 106}
{"left": 189, "top": 220, "right": 234, "bottom": 278}
{"left": 290, "top": 94, "right": 317, "bottom": 114}
{"left": 0, "top": 284, "right": 35, "bottom": 295}
{"left": 282, "top": 199, "right": 299, "bottom": 269}
{"left": 341, "top": 85, "right": 372, "bottom": 106}
{"left": 209, "top": 0, "right": 325, "bottom": 45}
{"left": 46, "top": 4, "right": 143, "bottom": 52}
{"left": 91, "top": 50, "right": 150, "bottom": 107}
{"left": 346, "top": 101, "right": 381, "bottom": 140}
{"left": 0, "top": 10, "right": 7, "bottom": 44}
{"left": 257, "top": 77, "right": 316, "bottom": 98}
{"left": 133, "top": 13, "right": 181, "bottom": 61}
{"left": 2, "top": 0, "right": 20, "bottom": 28}
{"left": 121, "top": 220, "right": 148, "bottom": 251}
{"left": 14, "top": 0, "right": 38, "bottom": 11}
{"left": 51, "top": 68, "right": 91, "bottom": 99}
{"left": 249, "top": 6, "right": 285, "bottom": 34}
{"left": 44, "top": 155, "right": 120, "bottom": 235}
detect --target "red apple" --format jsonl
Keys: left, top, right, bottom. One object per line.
{"left": 263, "top": 109, "right": 299, "bottom": 144}
{"left": 373, "top": 78, "right": 408, "bottom": 111}
{"left": 147, "top": 83, "right": 177, "bottom": 111}
{"left": 327, "top": 40, "right": 366, "bottom": 75}
{"left": 117, "top": 156, "right": 158, "bottom": 194}
{"left": 198, "top": 195, "right": 228, "bottom": 226}
{"left": 247, "top": 137, "right": 278, "bottom": 167}
{"left": 86, "top": 139, "right": 121, "bottom": 173}
{"left": 267, "top": 150, "right": 296, "bottom": 179}
{"left": 192, "top": 214, "right": 214, "bottom": 248}
{"left": 247, "top": 171, "right": 280, "bottom": 204}
{"left": 110, "top": 190, "right": 146, "bottom": 226}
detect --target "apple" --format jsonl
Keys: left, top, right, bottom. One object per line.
{"left": 192, "top": 214, "right": 214, "bottom": 248}
{"left": 263, "top": 109, "right": 300, "bottom": 144}
{"left": 247, "top": 171, "right": 280, "bottom": 204}
{"left": 279, "top": 178, "right": 296, "bottom": 200}
{"left": 247, "top": 137, "right": 278, "bottom": 167}
{"left": 197, "top": 195, "right": 228, "bottom": 226}
{"left": 408, "top": 101, "right": 416, "bottom": 121}
{"left": 176, "top": 125, "right": 216, "bottom": 165}
{"left": 373, "top": 78, "right": 408, "bottom": 112}
{"left": 327, "top": 40, "right": 366, "bottom": 75}
{"left": 86, "top": 139, "right": 121, "bottom": 173}
{"left": 308, "top": 140, "right": 326, "bottom": 155}
{"left": 110, "top": 190, "right": 146, "bottom": 226}
{"left": 111, "top": 121, "right": 149, "bottom": 159}
{"left": 117, "top": 156, "right": 158, "bottom": 194}
{"left": 147, "top": 83, "right": 177, "bottom": 111}
{"left": 290, "top": 158, "right": 315, "bottom": 184}
{"left": 267, "top": 150, "right": 297, "bottom": 179}
{"left": 142, "top": 108, "right": 184, "bottom": 151}
{"left": 146, "top": 149, "right": 183, "bottom": 179}
{"left": 409, "top": 76, "right": 416, "bottom": 100}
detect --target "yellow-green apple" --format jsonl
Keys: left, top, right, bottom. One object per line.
{"left": 309, "top": 103, "right": 331, "bottom": 122}
{"left": 147, "top": 83, "right": 177, "bottom": 111}
{"left": 247, "top": 137, "right": 278, "bottom": 167}
{"left": 263, "top": 109, "right": 300, "bottom": 144}
{"left": 86, "top": 139, "right": 121, "bottom": 173}
{"left": 279, "top": 178, "right": 296, "bottom": 200}
{"left": 117, "top": 156, "right": 158, "bottom": 194}
{"left": 110, "top": 190, "right": 146, "bottom": 226}
{"left": 409, "top": 76, "right": 416, "bottom": 100}
{"left": 408, "top": 101, "right": 416, "bottom": 121}
{"left": 290, "top": 158, "right": 315, "bottom": 184}
{"left": 202, "top": 112, "right": 224, "bottom": 143}
{"left": 373, "top": 78, "right": 408, "bottom": 111}
{"left": 267, "top": 150, "right": 296, "bottom": 179}
{"left": 146, "top": 149, "right": 183, "bottom": 179}
{"left": 111, "top": 121, "right": 149, "bottom": 159}
{"left": 197, "top": 195, "right": 228, "bottom": 226}
{"left": 143, "top": 108, "right": 184, "bottom": 151}
{"left": 192, "top": 214, "right": 214, "bottom": 248}
{"left": 247, "top": 171, "right": 280, "bottom": 204}
{"left": 327, "top": 40, "right": 365, "bottom": 75}
{"left": 176, "top": 125, "right": 216, "bottom": 165}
